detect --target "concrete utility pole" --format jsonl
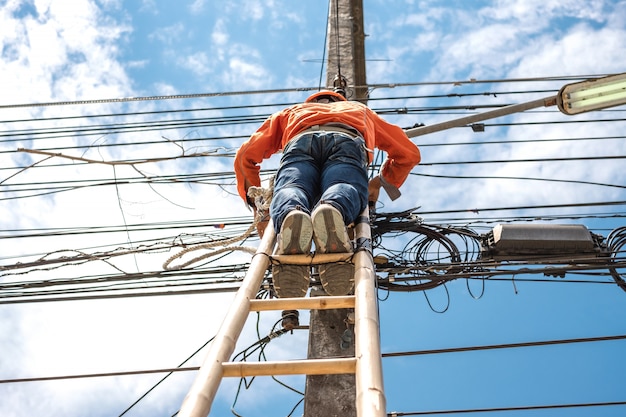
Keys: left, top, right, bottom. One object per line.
{"left": 303, "top": 1, "right": 367, "bottom": 416}
{"left": 325, "top": 0, "right": 368, "bottom": 102}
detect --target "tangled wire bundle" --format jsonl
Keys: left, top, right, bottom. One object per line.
{"left": 371, "top": 208, "right": 483, "bottom": 292}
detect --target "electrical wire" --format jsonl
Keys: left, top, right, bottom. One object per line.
{"left": 117, "top": 336, "right": 216, "bottom": 417}
{"left": 413, "top": 172, "right": 626, "bottom": 191}
{"left": 0, "top": 366, "right": 200, "bottom": 384}
{"left": 418, "top": 154, "right": 626, "bottom": 167}
{"left": 388, "top": 401, "right": 626, "bottom": 416}
{"left": 370, "top": 209, "right": 626, "bottom": 294}
{"left": 381, "top": 334, "right": 626, "bottom": 358}
{"left": 0, "top": 73, "right": 612, "bottom": 110}
{"left": 229, "top": 317, "right": 302, "bottom": 417}
{"left": 318, "top": 1, "right": 331, "bottom": 89}
{"left": 2, "top": 205, "right": 625, "bottom": 305}
{"left": 3, "top": 333, "right": 623, "bottom": 384}
{"left": 607, "top": 226, "right": 626, "bottom": 291}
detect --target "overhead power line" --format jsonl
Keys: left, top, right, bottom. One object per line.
{"left": 0, "top": 73, "right": 612, "bottom": 109}
{"left": 0, "top": 366, "right": 201, "bottom": 384}
{"left": 382, "top": 334, "right": 626, "bottom": 357}
{"left": 2, "top": 333, "right": 623, "bottom": 384}
{"left": 389, "top": 400, "right": 626, "bottom": 416}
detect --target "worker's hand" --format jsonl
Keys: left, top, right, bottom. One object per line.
{"left": 368, "top": 175, "right": 382, "bottom": 207}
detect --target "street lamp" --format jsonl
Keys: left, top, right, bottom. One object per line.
{"left": 557, "top": 72, "right": 626, "bottom": 115}
{"left": 405, "top": 72, "right": 626, "bottom": 138}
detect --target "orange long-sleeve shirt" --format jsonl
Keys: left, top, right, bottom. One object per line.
{"left": 234, "top": 100, "right": 421, "bottom": 202}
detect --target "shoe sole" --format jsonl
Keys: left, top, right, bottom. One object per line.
{"left": 319, "top": 263, "right": 354, "bottom": 296}
{"left": 279, "top": 211, "right": 313, "bottom": 254}
{"left": 312, "top": 205, "right": 352, "bottom": 253}
{"left": 272, "top": 264, "right": 310, "bottom": 298}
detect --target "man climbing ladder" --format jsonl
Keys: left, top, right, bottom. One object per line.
{"left": 234, "top": 90, "right": 421, "bottom": 297}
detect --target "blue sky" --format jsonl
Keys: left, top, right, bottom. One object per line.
{"left": 1, "top": 0, "right": 626, "bottom": 416}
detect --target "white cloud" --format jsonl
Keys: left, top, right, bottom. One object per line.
{"left": 229, "top": 0, "right": 265, "bottom": 21}
{"left": 0, "top": 0, "right": 132, "bottom": 105}
{"left": 396, "top": 6, "right": 446, "bottom": 31}
{"left": 211, "top": 18, "right": 229, "bottom": 46}
{"left": 189, "top": 0, "right": 206, "bottom": 14}
{"left": 139, "top": 0, "right": 158, "bottom": 14}
{"left": 149, "top": 22, "right": 185, "bottom": 46}
{"left": 512, "top": 24, "right": 626, "bottom": 77}
{"left": 225, "top": 57, "right": 272, "bottom": 89}
{"left": 177, "top": 51, "right": 212, "bottom": 76}
{"left": 484, "top": 0, "right": 608, "bottom": 23}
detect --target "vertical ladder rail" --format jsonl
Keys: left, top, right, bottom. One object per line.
{"left": 353, "top": 207, "right": 386, "bottom": 417}
{"left": 177, "top": 221, "right": 277, "bottom": 417}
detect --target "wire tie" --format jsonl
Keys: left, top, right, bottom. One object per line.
{"left": 355, "top": 237, "right": 372, "bottom": 252}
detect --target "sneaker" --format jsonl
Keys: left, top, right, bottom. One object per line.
{"left": 272, "top": 265, "right": 310, "bottom": 298}
{"left": 318, "top": 263, "right": 355, "bottom": 296}
{"left": 311, "top": 204, "right": 353, "bottom": 253}
{"left": 276, "top": 210, "right": 313, "bottom": 255}
{"left": 273, "top": 210, "right": 312, "bottom": 298}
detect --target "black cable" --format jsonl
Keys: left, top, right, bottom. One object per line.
{"left": 389, "top": 400, "right": 626, "bottom": 416}
{"left": 3, "top": 334, "right": 623, "bottom": 384}
{"left": 419, "top": 154, "right": 626, "bottom": 167}
{"left": 332, "top": 0, "right": 342, "bottom": 81}
{"left": 414, "top": 200, "right": 626, "bottom": 216}
{"left": 417, "top": 134, "right": 626, "bottom": 148}
{"left": 7, "top": 147, "right": 625, "bottom": 203}
{"left": 229, "top": 309, "right": 302, "bottom": 417}
{"left": 607, "top": 226, "right": 626, "bottom": 292}
{"left": 318, "top": 1, "right": 331, "bottom": 89}
{"left": 117, "top": 336, "right": 216, "bottom": 417}
{"left": 382, "top": 334, "right": 626, "bottom": 358}
{"left": 413, "top": 172, "right": 626, "bottom": 190}
{"left": 0, "top": 73, "right": 612, "bottom": 110}
{"left": 0, "top": 366, "right": 199, "bottom": 384}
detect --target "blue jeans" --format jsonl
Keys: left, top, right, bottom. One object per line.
{"left": 270, "top": 132, "right": 369, "bottom": 233}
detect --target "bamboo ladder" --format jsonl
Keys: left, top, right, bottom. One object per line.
{"left": 177, "top": 208, "right": 386, "bottom": 417}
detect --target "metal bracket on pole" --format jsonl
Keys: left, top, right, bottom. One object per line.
{"left": 405, "top": 96, "right": 557, "bottom": 138}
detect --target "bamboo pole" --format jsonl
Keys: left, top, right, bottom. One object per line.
{"left": 353, "top": 207, "right": 387, "bottom": 417}
{"left": 249, "top": 295, "right": 355, "bottom": 311}
{"left": 177, "top": 222, "right": 277, "bottom": 417}
{"left": 222, "top": 357, "right": 356, "bottom": 377}
{"left": 271, "top": 252, "right": 352, "bottom": 265}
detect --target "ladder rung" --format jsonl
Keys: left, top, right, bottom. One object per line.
{"left": 249, "top": 295, "right": 355, "bottom": 311}
{"left": 272, "top": 252, "right": 352, "bottom": 265}
{"left": 222, "top": 357, "right": 357, "bottom": 377}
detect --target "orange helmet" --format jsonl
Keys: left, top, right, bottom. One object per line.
{"left": 305, "top": 90, "right": 347, "bottom": 103}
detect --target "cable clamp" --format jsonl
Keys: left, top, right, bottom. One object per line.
{"left": 355, "top": 237, "right": 372, "bottom": 253}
